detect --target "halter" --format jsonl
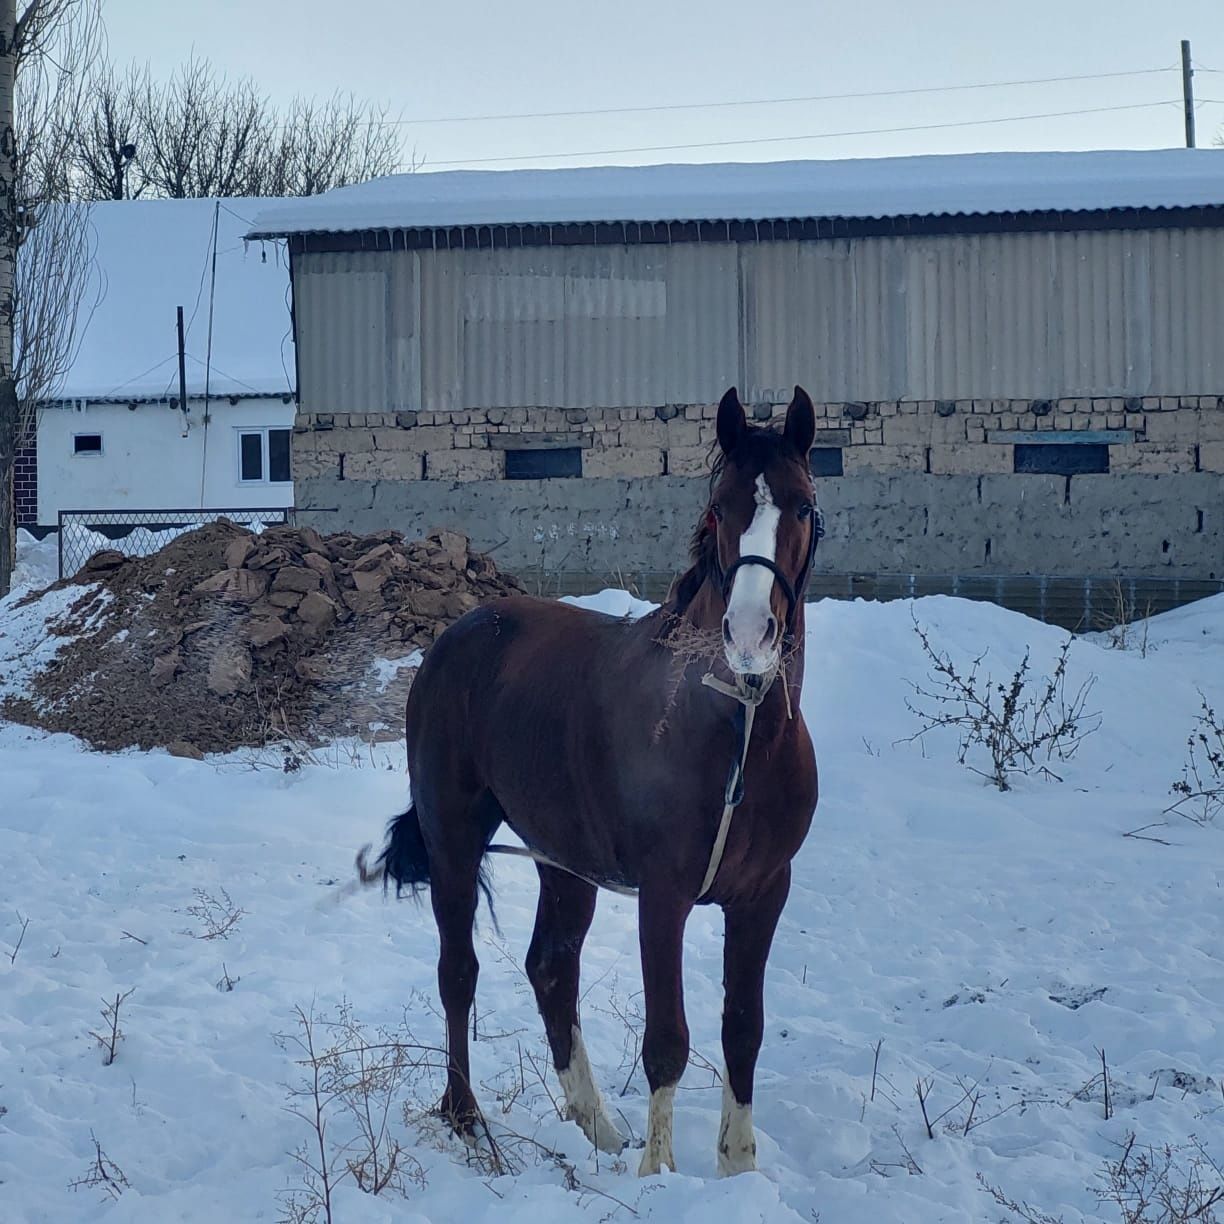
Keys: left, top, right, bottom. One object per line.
{"left": 710, "top": 506, "right": 824, "bottom": 640}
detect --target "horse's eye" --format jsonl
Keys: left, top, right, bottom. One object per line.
{"left": 798, "top": 503, "right": 814, "bottom": 520}
{"left": 710, "top": 503, "right": 724, "bottom": 522}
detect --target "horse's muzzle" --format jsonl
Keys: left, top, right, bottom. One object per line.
{"left": 722, "top": 610, "right": 781, "bottom": 677}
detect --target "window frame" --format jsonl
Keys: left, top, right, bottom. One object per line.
{"left": 808, "top": 446, "right": 844, "bottom": 477}
{"left": 504, "top": 446, "right": 583, "bottom": 480}
{"left": 1013, "top": 442, "right": 1110, "bottom": 476}
{"left": 73, "top": 432, "right": 103, "bottom": 457}
{"left": 236, "top": 426, "right": 293, "bottom": 485}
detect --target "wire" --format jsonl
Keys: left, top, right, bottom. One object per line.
{"left": 361, "top": 65, "right": 1175, "bottom": 128}
{"left": 198, "top": 201, "right": 220, "bottom": 509}
{"left": 428, "top": 100, "right": 1182, "bottom": 167}
{"left": 217, "top": 201, "right": 259, "bottom": 228}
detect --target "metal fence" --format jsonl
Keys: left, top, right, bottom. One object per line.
{"left": 543, "top": 569, "right": 1224, "bottom": 633}
{"left": 57, "top": 508, "right": 291, "bottom": 578}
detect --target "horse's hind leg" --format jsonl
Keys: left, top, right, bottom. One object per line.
{"left": 526, "top": 865, "right": 625, "bottom": 1155}
{"left": 427, "top": 791, "right": 500, "bottom": 1137}
{"left": 718, "top": 865, "right": 790, "bottom": 1176}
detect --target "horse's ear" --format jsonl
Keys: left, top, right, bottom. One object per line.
{"left": 784, "top": 385, "right": 816, "bottom": 458}
{"left": 717, "top": 387, "right": 746, "bottom": 455}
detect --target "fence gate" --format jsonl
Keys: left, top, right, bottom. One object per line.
{"left": 57, "top": 508, "right": 291, "bottom": 578}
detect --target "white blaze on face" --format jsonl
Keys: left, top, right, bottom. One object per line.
{"left": 723, "top": 473, "right": 782, "bottom": 676}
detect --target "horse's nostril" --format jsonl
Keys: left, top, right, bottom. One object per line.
{"left": 762, "top": 616, "right": 778, "bottom": 646}
{"left": 722, "top": 617, "right": 733, "bottom": 645}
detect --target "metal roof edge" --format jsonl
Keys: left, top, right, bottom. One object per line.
{"left": 39, "top": 390, "right": 295, "bottom": 408}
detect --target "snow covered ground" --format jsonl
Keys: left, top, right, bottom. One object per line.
{"left": 10, "top": 529, "right": 58, "bottom": 593}
{"left": 2, "top": 565, "right": 1223, "bottom": 1222}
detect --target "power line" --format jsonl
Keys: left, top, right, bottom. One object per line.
{"left": 428, "top": 100, "right": 1181, "bottom": 168}
{"left": 372, "top": 66, "right": 1175, "bottom": 129}
{"left": 198, "top": 201, "right": 221, "bottom": 510}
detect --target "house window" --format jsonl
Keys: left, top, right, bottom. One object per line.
{"left": 73, "top": 433, "right": 102, "bottom": 455}
{"left": 809, "top": 447, "right": 843, "bottom": 477}
{"left": 505, "top": 447, "right": 582, "bottom": 479}
{"left": 1014, "top": 443, "right": 1109, "bottom": 475}
{"left": 237, "top": 428, "right": 292, "bottom": 483}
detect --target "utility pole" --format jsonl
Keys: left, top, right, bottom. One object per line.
{"left": 0, "top": 0, "right": 18, "bottom": 596}
{"left": 177, "top": 306, "right": 188, "bottom": 420}
{"left": 1182, "top": 39, "right": 1195, "bottom": 149}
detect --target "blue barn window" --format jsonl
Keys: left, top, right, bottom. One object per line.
{"left": 809, "top": 447, "right": 844, "bottom": 477}
{"left": 1014, "top": 443, "right": 1109, "bottom": 475}
{"left": 505, "top": 447, "right": 582, "bottom": 479}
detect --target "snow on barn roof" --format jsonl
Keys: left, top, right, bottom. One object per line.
{"left": 247, "top": 149, "right": 1224, "bottom": 238}
{"left": 48, "top": 197, "right": 294, "bottom": 403}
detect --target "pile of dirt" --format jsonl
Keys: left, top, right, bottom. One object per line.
{"left": 1, "top": 520, "right": 523, "bottom": 754}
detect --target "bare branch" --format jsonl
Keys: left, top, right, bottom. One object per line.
{"left": 902, "top": 615, "right": 1099, "bottom": 791}
{"left": 1167, "top": 694, "right": 1224, "bottom": 826}
{"left": 89, "top": 987, "right": 135, "bottom": 1065}
{"left": 68, "top": 1129, "right": 130, "bottom": 1202}
{"left": 9, "top": 910, "right": 30, "bottom": 962}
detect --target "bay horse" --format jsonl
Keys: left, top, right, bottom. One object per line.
{"left": 361, "top": 386, "right": 821, "bottom": 1177}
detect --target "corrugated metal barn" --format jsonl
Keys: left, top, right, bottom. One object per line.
{"left": 251, "top": 150, "right": 1224, "bottom": 624}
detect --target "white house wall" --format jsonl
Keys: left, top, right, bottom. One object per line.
{"left": 293, "top": 227, "right": 1224, "bottom": 413}
{"left": 37, "top": 398, "right": 296, "bottom": 525}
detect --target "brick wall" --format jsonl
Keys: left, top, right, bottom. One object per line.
{"left": 291, "top": 394, "right": 1224, "bottom": 591}
{"left": 14, "top": 443, "right": 37, "bottom": 527}
{"left": 293, "top": 395, "right": 1224, "bottom": 484}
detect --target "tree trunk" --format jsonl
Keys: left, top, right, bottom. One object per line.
{"left": 0, "top": 0, "right": 16, "bottom": 596}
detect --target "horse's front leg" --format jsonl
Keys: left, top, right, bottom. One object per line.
{"left": 719, "top": 865, "right": 790, "bottom": 1176}
{"left": 637, "top": 885, "right": 692, "bottom": 1176}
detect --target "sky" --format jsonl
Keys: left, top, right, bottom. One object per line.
{"left": 103, "top": 0, "right": 1224, "bottom": 173}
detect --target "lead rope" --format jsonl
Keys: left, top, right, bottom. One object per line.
{"left": 694, "top": 659, "right": 788, "bottom": 899}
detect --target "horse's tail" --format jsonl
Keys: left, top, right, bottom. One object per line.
{"left": 355, "top": 804, "right": 431, "bottom": 897}
{"left": 355, "top": 803, "right": 501, "bottom": 933}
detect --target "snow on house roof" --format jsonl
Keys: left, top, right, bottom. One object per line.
{"left": 247, "top": 149, "right": 1224, "bottom": 238}
{"left": 46, "top": 197, "right": 294, "bottom": 403}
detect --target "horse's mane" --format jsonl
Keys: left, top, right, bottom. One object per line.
{"left": 665, "top": 424, "right": 796, "bottom": 618}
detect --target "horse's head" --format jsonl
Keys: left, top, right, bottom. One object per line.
{"left": 706, "top": 386, "right": 819, "bottom": 678}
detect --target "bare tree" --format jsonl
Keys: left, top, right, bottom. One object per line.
{"left": 1, "top": 0, "right": 102, "bottom": 595}
{"left": 135, "top": 58, "right": 268, "bottom": 199}
{"left": 74, "top": 58, "right": 405, "bottom": 202}
{"left": 252, "top": 93, "right": 406, "bottom": 197}
{"left": 13, "top": 195, "right": 99, "bottom": 453}
{"left": 70, "top": 60, "right": 141, "bottom": 199}
{"left": 0, "top": 0, "right": 17, "bottom": 598}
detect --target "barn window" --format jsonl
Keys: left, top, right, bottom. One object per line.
{"left": 237, "top": 428, "right": 293, "bottom": 483}
{"left": 505, "top": 447, "right": 582, "bottom": 479}
{"left": 73, "top": 433, "right": 102, "bottom": 455}
{"left": 809, "top": 447, "right": 843, "bottom": 477}
{"left": 1014, "top": 443, "right": 1109, "bottom": 475}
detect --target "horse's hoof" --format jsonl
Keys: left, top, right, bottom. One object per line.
{"left": 573, "top": 1107, "right": 626, "bottom": 1156}
{"left": 716, "top": 1145, "right": 758, "bottom": 1177}
{"left": 717, "top": 1084, "right": 757, "bottom": 1176}
{"left": 436, "top": 1092, "right": 482, "bottom": 1140}
{"left": 637, "top": 1144, "right": 676, "bottom": 1177}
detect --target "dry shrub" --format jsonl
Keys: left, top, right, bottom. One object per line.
{"left": 904, "top": 617, "right": 1099, "bottom": 791}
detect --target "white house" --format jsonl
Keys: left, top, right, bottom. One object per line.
{"left": 21, "top": 197, "right": 296, "bottom": 535}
